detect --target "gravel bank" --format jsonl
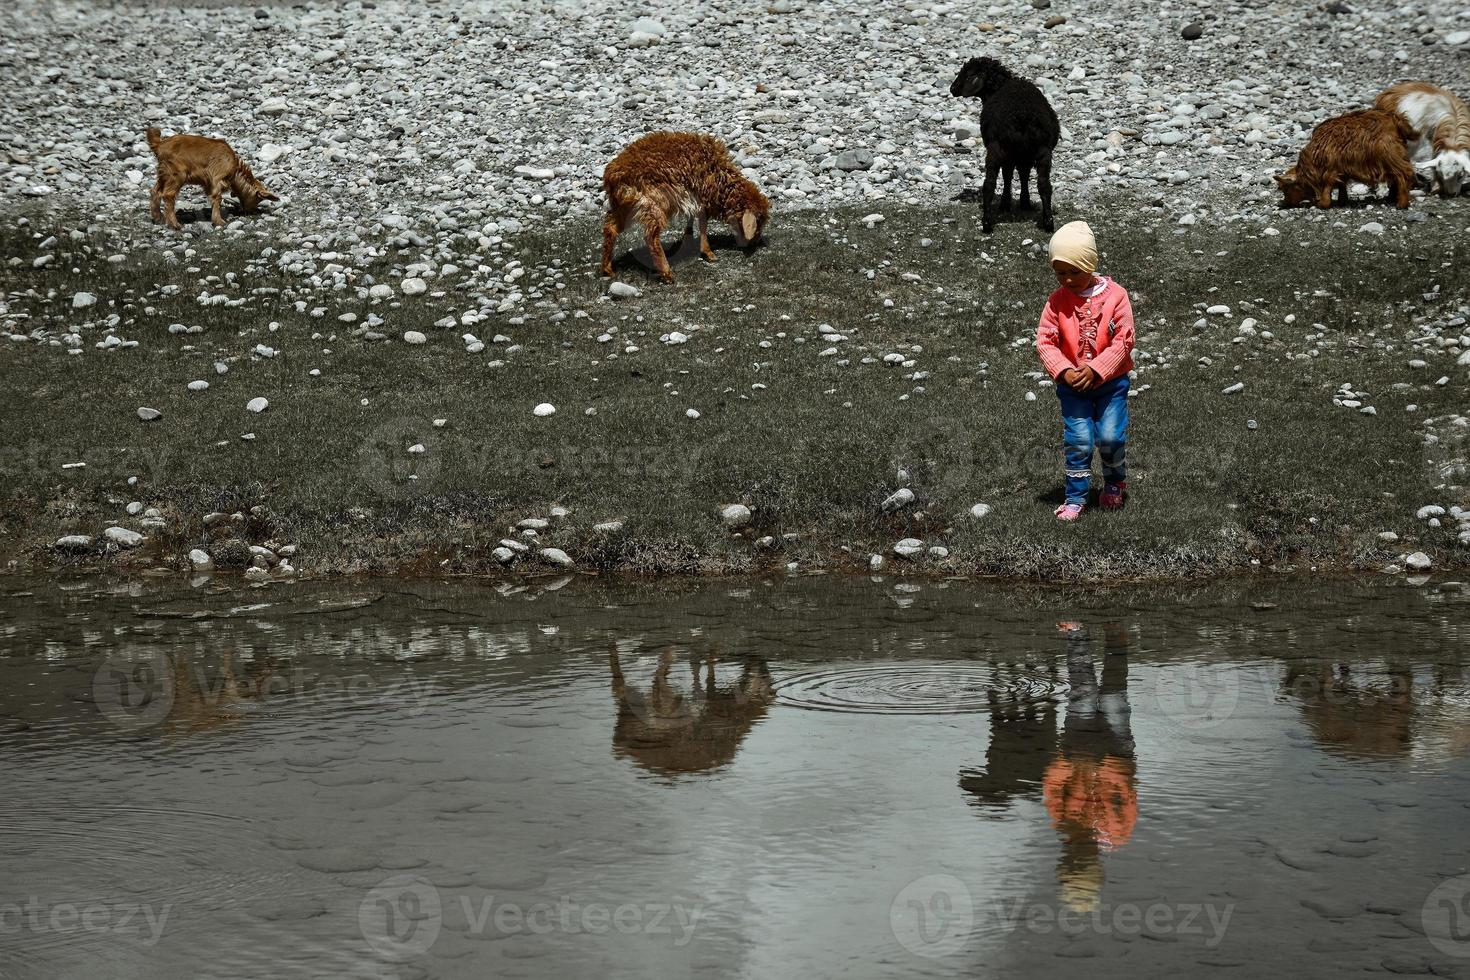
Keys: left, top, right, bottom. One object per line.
{"left": 5, "top": 0, "right": 1470, "bottom": 242}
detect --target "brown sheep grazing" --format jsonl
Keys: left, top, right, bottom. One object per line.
{"left": 601, "top": 132, "right": 770, "bottom": 283}
{"left": 1275, "top": 109, "right": 1418, "bottom": 210}
{"left": 146, "top": 128, "right": 279, "bottom": 230}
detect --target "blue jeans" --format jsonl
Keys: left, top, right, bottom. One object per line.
{"left": 1056, "top": 375, "right": 1128, "bottom": 505}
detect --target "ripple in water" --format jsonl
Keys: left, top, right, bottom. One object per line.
{"left": 774, "top": 663, "right": 1064, "bottom": 715}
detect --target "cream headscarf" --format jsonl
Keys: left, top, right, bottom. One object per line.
{"left": 1047, "top": 221, "right": 1098, "bottom": 274}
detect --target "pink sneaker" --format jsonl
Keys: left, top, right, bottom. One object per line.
{"left": 1054, "top": 502, "right": 1084, "bottom": 521}
{"left": 1100, "top": 482, "right": 1127, "bottom": 510}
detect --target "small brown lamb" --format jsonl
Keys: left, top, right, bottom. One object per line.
{"left": 1275, "top": 109, "right": 1418, "bottom": 210}
{"left": 146, "top": 128, "right": 278, "bottom": 230}
{"left": 601, "top": 132, "right": 770, "bottom": 283}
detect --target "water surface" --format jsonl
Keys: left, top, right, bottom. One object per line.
{"left": 2, "top": 575, "right": 1469, "bottom": 979}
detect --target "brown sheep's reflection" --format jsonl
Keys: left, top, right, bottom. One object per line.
{"left": 1281, "top": 661, "right": 1470, "bottom": 764}
{"left": 609, "top": 644, "right": 774, "bottom": 777}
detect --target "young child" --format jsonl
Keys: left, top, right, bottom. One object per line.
{"left": 1035, "top": 221, "right": 1136, "bottom": 521}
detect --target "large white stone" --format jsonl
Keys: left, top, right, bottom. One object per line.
{"left": 720, "top": 504, "right": 753, "bottom": 528}
{"left": 540, "top": 548, "right": 574, "bottom": 567}
{"left": 103, "top": 526, "right": 144, "bottom": 548}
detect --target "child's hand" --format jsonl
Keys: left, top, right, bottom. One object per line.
{"left": 1073, "top": 365, "right": 1102, "bottom": 391}
{"left": 1060, "top": 367, "right": 1083, "bottom": 388}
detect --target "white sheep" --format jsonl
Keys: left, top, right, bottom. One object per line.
{"left": 1376, "top": 81, "right": 1470, "bottom": 196}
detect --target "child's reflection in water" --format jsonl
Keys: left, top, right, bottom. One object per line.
{"left": 1044, "top": 621, "right": 1136, "bottom": 912}
{"left": 960, "top": 621, "right": 1137, "bottom": 914}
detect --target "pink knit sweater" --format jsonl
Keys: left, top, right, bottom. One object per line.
{"left": 1035, "top": 278, "right": 1136, "bottom": 383}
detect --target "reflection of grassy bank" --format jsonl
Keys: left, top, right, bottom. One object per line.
{"left": 2, "top": 196, "right": 1467, "bottom": 580}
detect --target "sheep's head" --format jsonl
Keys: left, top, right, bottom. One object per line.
{"left": 730, "top": 185, "right": 770, "bottom": 248}
{"left": 1274, "top": 166, "right": 1308, "bottom": 207}
{"left": 1438, "top": 151, "right": 1470, "bottom": 196}
{"left": 950, "top": 57, "right": 1011, "bottom": 99}
{"left": 231, "top": 162, "right": 280, "bottom": 212}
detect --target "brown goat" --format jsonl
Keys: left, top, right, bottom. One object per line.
{"left": 1275, "top": 109, "right": 1418, "bottom": 210}
{"left": 601, "top": 132, "right": 770, "bottom": 282}
{"left": 146, "top": 128, "right": 278, "bottom": 230}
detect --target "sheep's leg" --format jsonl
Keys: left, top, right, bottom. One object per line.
{"left": 642, "top": 215, "right": 674, "bottom": 283}
{"left": 1314, "top": 184, "right": 1333, "bottom": 209}
{"left": 1035, "top": 154, "right": 1055, "bottom": 233}
{"left": 149, "top": 178, "right": 164, "bottom": 223}
{"left": 601, "top": 209, "right": 625, "bottom": 276}
{"left": 1018, "top": 164, "right": 1035, "bottom": 211}
{"left": 697, "top": 213, "right": 717, "bottom": 263}
{"left": 999, "top": 164, "right": 1014, "bottom": 213}
{"left": 981, "top": 154, "right": 1001, "bottom": 234}
{"left": 161, "top": 178, "right": 183, "bottom": 231}
{"left": 1391, "top": 174, "right": 1411, "bottom": 210}
{"left": 1335, "top": 182, "right": 1350, "bottom": 207}
{"left": 208, "top": 180, "right": 227, "bottom": 228}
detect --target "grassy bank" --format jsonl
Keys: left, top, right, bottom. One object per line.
{"left": 3, "top": 195, "right": 1468, "bottom": 581}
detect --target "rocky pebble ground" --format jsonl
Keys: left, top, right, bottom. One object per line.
{"left": 5, "top": 0, "right": 1470, "bottom": 235}
{"left": 3, "top": 0, "right": 1469, "bottom": 578}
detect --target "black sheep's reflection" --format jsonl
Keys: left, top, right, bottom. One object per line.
{"left": 608, "top": 643, "right": 774, "bottom": 776}
{"left": 960, "top": 622, "right": 1138, "bottom": 913}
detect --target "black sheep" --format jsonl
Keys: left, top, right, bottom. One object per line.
{"left": 950, "top": 56, "right": 1060, "bottom": 233}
